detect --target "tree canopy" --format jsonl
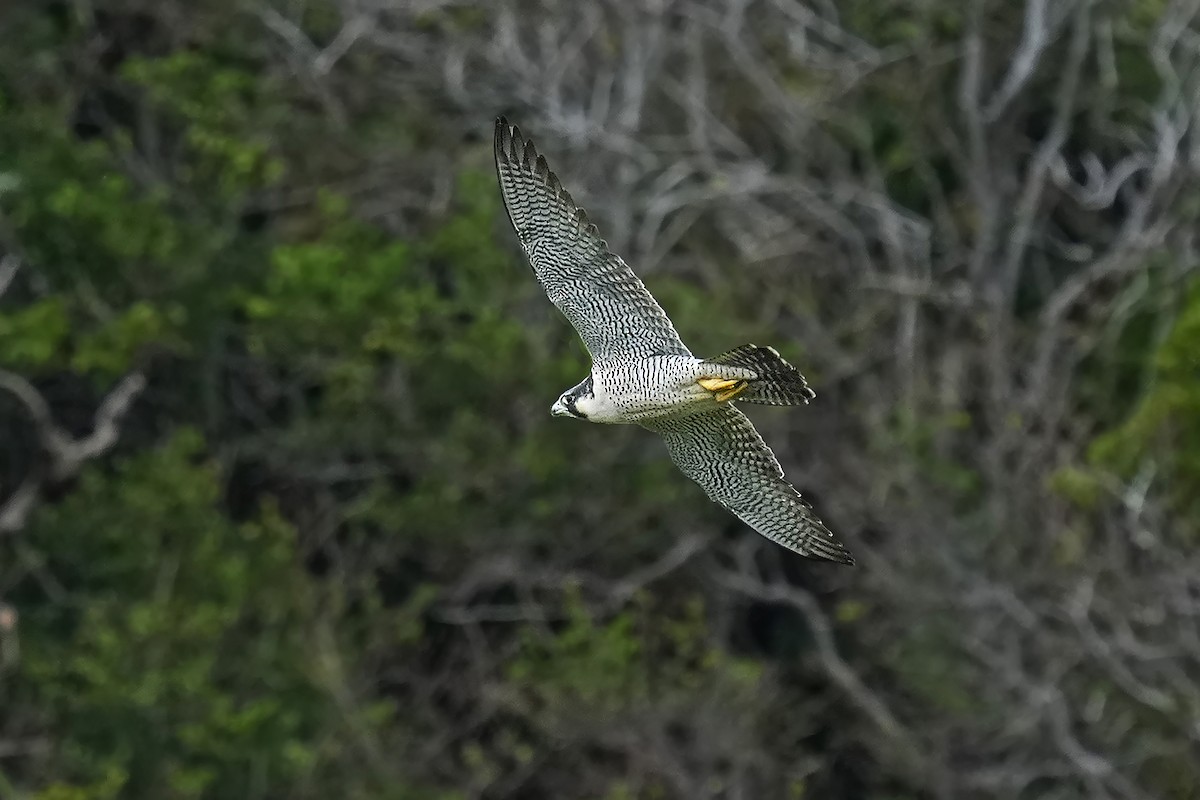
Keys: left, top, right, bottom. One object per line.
{"left": 1, "top": 2, "right": 1198, "bottom": 798}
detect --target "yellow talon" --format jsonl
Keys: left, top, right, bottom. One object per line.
{"left": 699, "top": 377, "right": 749, "bottom": 402}
{"left": 715, "top": 383, "right": 748, "bottom": 402}
{"left": 698, "top": 377, "right": 740, "bottom": 392}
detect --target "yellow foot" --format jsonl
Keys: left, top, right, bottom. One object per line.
{"left": 698, "top": 377, "right": 749, "bottom": 402}
{"left": 715, "top": 383, "right": 748, "bottom": 402}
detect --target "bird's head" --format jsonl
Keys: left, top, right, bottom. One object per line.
{"left": 551, "top": 376, "right": 594, "bottom": 420}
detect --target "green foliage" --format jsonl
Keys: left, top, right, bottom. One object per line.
{"left": 1, "top": 130, "right": 196, "bottom": 295}
{"left": 122, "top": 52, "right": 286, "bottom": 200}
{"left": 1047, "top": 465, "right": 1104, "bottom": 511}
{"left": 507, "top": 591, "right": 760, "bottom": 717}
{"left": 878, "top": 409, "right": 981, "bottom": 505}
{"left": 2, "top": 2, "right": 1196, "bottom": 798}
{"left": 1090, "top": 280, "right": 1200, "bottom": 525}
{"left": 245, "top": 192, "right": 422, "bottom": 356}
{"left": 71, "top": 302, "right": 185, "bottom": 379}
{"left": 508, "top": 592, "right": 646, "bottom": 710}
{"left": 0, "top": 298, "right": 70, "bottom": 369}
{"left": 845, "top": 0, "right": 963, "bottom": 47}
{"left": 0, "top": 53, "right": 264, "bottom": 382}
{"left": 887, "top": 620, "right": 982, "bottom": 717}
{"left": 33, "top": 769, "right": 126, "bottom": 800}
{"left": 245, "top": 171, "right": 534, "bottom": 389}
{"left": 15, "top": 432, "right": 327, "bottom": 797}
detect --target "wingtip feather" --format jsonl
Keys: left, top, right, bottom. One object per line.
{"left": 494, "top": 117, "right": 519, "bottom": 166}
{"left": 494, "top": 117, "right": 604, "bottom": 248}
{"left": 822, "top": 538, "right": 857, "bottom": 565}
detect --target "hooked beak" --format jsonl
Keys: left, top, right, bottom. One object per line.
{"left": 550, "top": 398, "right": 571, "bottom": 418}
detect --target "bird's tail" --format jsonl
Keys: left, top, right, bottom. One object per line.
{"left": 703, "top": 344, "right": 815, "bottom": 406}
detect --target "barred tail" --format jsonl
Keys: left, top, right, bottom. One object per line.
{"left": 704, "top": 344, "right": 815, "bottom": 406}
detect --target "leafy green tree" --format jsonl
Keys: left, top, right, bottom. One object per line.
{"left": 3, "top": 1, "right": 1198, "bottom": 799}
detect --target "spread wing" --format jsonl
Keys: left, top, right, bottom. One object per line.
{"left": 641, "top": 405, "right": 853, "bottom": 564}
{"left": 494, "top": 118, "right": 690, "bottom": 366}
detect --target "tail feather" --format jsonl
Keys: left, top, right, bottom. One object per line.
{"left": 705, "top": 344, "right": 815, "bottom": 406}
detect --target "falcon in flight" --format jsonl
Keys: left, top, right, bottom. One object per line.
{"left": 494, "top": 117, "right": 853, "bottom": 564}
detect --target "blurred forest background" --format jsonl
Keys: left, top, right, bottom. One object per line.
{"left": 1, "top": 1, "right": 1198, "bottom": 798}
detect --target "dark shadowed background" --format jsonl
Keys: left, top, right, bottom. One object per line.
{"left": 1, "top": 1, "right": 1198, "bottom": 798}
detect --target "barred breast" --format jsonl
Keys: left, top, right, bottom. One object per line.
{"left": 584, "top": 356, "right": 713, "bottom": 423}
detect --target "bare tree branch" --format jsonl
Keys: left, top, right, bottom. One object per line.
{"left": 0, "top": 370, "right": 146, "bottom": 533}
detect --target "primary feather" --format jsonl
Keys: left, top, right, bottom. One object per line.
{"left": 494, "top": 118, "right": 690, "bottom": 365}
{"left": 641, "top": 406, "right": 852, "bottom": 564}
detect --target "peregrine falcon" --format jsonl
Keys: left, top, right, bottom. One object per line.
{"left": 495, "top": 118, "right": 853, "bottom": 564}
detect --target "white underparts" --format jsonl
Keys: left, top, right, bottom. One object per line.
{"left": 567, "top": 356, "right": 754, "bottom": 425}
